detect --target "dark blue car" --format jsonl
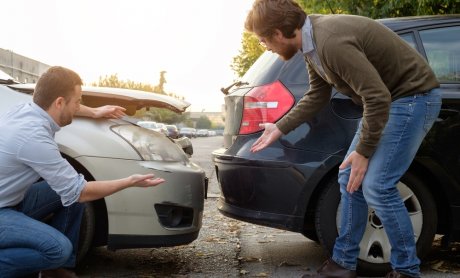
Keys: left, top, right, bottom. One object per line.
{"left": 213, "top": 15, "right": 460, "bottom": 276}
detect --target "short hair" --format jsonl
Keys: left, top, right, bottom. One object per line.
{"left": 33, "top": 66, "right": 83, "bottom": 110}
{"left": 245, "top": 0, "right": 306, "bottom": 39}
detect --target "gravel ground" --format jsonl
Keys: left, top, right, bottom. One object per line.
{"left": 76, "top": 197, "right": 242, "bottom": 278}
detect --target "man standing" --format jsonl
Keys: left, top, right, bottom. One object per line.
{"left": 0, "top": 66, "right": 165, "bottom": 278}
{"left": 246, "top": 0, "right": 441, "bottom": 277}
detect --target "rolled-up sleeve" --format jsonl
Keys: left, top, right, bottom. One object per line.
{"left": 17, "top": 132, "right": 86, "bottom": 206}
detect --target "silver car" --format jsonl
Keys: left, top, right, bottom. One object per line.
{"left": 0, "top": 80, "right": 207, "bottom": 262}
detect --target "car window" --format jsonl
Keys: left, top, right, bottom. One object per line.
{"left": 241, "top": 51, "right": 285, "bottom": 86}
{"left": 419, "top": 26, "right": 460, "bottom": 82}
{"left": 242, "top": 51, "right": 308, "bottom": 86}
{"left": 399, "top": 33, "right": 417, "bottom": 49}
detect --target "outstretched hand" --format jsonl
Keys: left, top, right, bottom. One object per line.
{"left": 130, "top": 174, "right": 165, "bottom": 188}
{"left": 93, "top": 105, "right": 127, "bottom": 119}
{"left": 339, "top": 151, "right": 369, "bottom": 193}
{"left": 250, "top": 123, "right": 283, "bottom": 153}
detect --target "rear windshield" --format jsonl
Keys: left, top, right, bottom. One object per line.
{"left": 241, "top": 51, "right": 308, "bottom": 87}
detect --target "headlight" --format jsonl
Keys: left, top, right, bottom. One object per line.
{"left": 111, "top": 124, "right": 189, "bottom": 163}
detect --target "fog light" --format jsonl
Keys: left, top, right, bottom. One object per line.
{"left": 154, "top": 204, "right": 193, "bottom": 228}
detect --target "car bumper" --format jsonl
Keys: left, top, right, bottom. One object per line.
{"left": 75, "top": 156, "right": 206, "bottom": 246}
{"left": 212, "top": 146, "right": 339, "bottom": 232}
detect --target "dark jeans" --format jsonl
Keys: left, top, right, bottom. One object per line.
{"left": 0, "top": 181, "right": 85, "bottom": 278}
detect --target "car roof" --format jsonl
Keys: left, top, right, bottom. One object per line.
{"left": 379, "top": 14, "right": 460, "bottom": 32}
{"left": 8, "top": 83, "right": 190, "bottom": 115}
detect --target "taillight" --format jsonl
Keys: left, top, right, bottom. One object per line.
{"left": 239, "top": 80, "right": 295, "bottom": 135}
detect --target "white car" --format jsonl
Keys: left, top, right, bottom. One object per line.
{"left": 1, "top": 80, "right": 207, "bottom": 262}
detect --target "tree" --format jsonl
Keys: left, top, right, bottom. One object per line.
{"left": 153, "top": 70, "right": 167, "bottom": 94}
{"left": 91, "top": 73, "right": 190, "bottom": 124}
{"left": 307, "top": 0, "right": 459, "bottom": 18}
{"left": 196, "top": 115, "right": 212, "bottom": 129}
{"left": 91, "top": 73, "right": 157, "bottom": 92}
{"left": 231, "top": 32, "right": 265, "bottom": 78}
{"left": 231, "top": 0, "right": 459, "bottom": 77}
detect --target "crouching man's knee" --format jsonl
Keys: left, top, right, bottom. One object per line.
{"left": 42, "top": 233, "right": 73, "bottom": 269}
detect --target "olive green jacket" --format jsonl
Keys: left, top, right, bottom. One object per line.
{"left": 276, "top": 14, "right": 439, "bottom": 158}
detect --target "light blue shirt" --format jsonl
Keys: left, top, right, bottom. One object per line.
{"left": 0, "top": 102, "right": 86, "bottom": 208}
{"left": 302, "top": 16, "right": 329, "bottom": 82}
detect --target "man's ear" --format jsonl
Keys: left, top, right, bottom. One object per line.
{"left": 273, "top": 29, "right": 284, "bottom": 39}
{"left": 54, "top": 96, "right": 66, "bottom": 110}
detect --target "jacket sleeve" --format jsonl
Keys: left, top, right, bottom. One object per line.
{"left": 321, "top": 37, "right": 391, "bottom": 158}
{"left": 276, "top": 59, "right": 332, "bottom": 134}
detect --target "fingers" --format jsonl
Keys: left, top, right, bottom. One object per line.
{"left": 342, "top": 151, "right": 368, "bottom": 193}
{"left": 250, "top": 136, "right": 264, "bottom": 152}
{"left": 132, "top": 174, "right": 165, "bottom": 187}
{"left": 250, "top": 123, "right": 269, "bottom": 152}
{"left": 250, "top": 123, "right": 279, "bottom": 153}
{"left": 148, "top": 178, "right": 165, "bottom": 186}
{"left": 346, "top": 170, "right": 365, "bottom": 193}
{"left": 339, "top": 157, "right": 349, "bottom": 170}
{"left": 107, "top": 106, "right": 127, "bottom": 118}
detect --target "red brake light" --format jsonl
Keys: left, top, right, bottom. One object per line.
{"left": 239, "top": 81, "right": 295, "bottom": 135}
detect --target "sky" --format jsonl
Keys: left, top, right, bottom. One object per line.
{"left": 1, "top": 0, "right": 254, "bottom": 112}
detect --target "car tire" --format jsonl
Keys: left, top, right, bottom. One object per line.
{"left": 76, "top": 202, "right": 96, "bottom": 264}
{"left": 314, "top": 172, "right": 437, "bottom": 277}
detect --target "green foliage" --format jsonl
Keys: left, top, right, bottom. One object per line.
{"left": 91, "top": 73, "right": 159, "bottom": 93}
{"left": 153, "top": 70, "right": 167, "bottom": 94}
{"left": 182, "top": 114, "right": 195, "bottom": 128}
{"left": 321, "top": 0, "right": 459, "bottom": 18}
{"left": 136, "top": 108, "right": 186, "bottom": 124}
{"left": 92, "top": 72, "right": 189, "bottom": 124}
{"left": 231, "top": 32, "right": 265, "bottom": 77}
{"left": 231, "top": 0, "right": 459, "bottom": 77}
{"left": 196, "top": 115, "right": 212, "bottom": 129}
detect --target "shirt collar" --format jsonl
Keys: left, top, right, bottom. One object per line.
{"left": 301, "top": 16, "right": 315, "bottom": 54}
{"left": 30, "top": 102, "right": 61, "bottom": 133}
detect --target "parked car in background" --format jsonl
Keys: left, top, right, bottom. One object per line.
{"left": 196, "top": 129, "right": 209, "bottom": 137}
{"left": 3, "top": 82, "right": 207, "bottom": 263}
{"left": 137, "top": 120, "right": 168, "bottom": 136}
{"left": 166, "top": 124, "right": 179, "bottom": 139}
{"left": 213, "top": 15, "right": 460, "bottom": 276}
{"left": 136, "top": 122, "right": 191, "bottom": 156}
{"left": 156, "top": 123, "right": 169, "bottom": 136}
{"left": 180, "top": 127, "right": 197, "bottom": 138}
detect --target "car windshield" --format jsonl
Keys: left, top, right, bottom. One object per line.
{"left": 239, "top": 51, "right": 307, "bottom": 87}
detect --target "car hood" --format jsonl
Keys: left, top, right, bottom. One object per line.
{"left": 8, "top": 84, "right": 190, "bottom": 115}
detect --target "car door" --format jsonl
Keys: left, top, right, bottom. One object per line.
{"left": 407, "top": 24, "right": 460, "bottom": 190}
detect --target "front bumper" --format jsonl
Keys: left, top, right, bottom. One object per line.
{"left": 75, "top": 156, "right": 206, "bottom": 247}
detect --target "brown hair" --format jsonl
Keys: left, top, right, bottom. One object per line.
{"left": 33, "top": 66, "right": 83, "bottom": 110}
{"left": 245, "top": 0, "right": 306, "bottom": 39}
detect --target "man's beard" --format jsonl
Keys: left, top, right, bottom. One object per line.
{"left": 278, "top": 44, "right": 298, "bottom": 61}
{"left": 59, "top": 113, "right": 73, "bottom": 127}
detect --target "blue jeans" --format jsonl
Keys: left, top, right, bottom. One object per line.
{"left": 0, "top": 181, "right": 85, "bottom": 278}
{"left": 332, "top": 89, "right": 442, "bottom": 277}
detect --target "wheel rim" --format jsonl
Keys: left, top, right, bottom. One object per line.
{"left": 336, "top": 181, "right": 423, "bottom": 264}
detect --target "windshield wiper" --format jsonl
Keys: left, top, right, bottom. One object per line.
{"left": 220, "top": 81, "right": 248, "bottom": 95}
